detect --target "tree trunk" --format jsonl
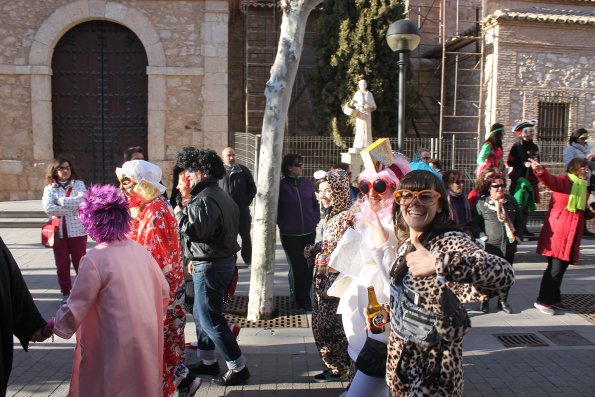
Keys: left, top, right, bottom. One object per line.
{"left": 247, "top": 0, "right": 322, "bottom": 321}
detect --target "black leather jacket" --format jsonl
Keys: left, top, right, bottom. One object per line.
{"left": 176, "top": 179, "right": 240, "bottom": 261}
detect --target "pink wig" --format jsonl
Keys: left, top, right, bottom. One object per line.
{"left": 358, "top": 155, "right": 411, "bottom": 189}
{"left": 78, "top": 184, "right": 131, "bottom": 243}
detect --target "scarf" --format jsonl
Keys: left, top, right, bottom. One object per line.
{"left": 487, "top": 197, "right": 516, "bottom": 243}
{"left": 566, "top": 173, "right": 587, "bottom": 212}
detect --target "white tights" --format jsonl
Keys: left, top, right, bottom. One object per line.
{"left": 346, "top": 370, "right": 389, "bottom": 397}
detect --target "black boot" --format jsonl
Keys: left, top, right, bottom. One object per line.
{"left": 480, "top": 300, "right": 489, "bottom": 314}
{"left": 498, "top": 292, "right": 512, "bottom": 314}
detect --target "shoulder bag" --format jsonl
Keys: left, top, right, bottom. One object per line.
{"left": 41, "top": 186, "right": 72, "bottom": 248}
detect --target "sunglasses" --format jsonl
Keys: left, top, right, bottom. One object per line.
{"left": 454, "top": 180, "right": 464, "bottom": 185}
{"left": 393, "top": 189, "right": 442, "bottom": 206}
{"left": 490, "top": 184, "right": 505, "bottom": 189}
{"left": 359, "top": 179, "right": 389, "bottom": 194}
{"left": 56, "top": 166, "right": 71, "bottom": 171}
{"left": 421, "top": 156, "right": 431, "bottom": 161}
{"left": 293, "top": 163, "right": 303, "bottom": 167}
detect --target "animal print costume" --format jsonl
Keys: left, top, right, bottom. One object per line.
{"left": 386, "top": 231, "right": 514, "bottom": 397}
{"left": 311, "top": 169, "right": 352, "bottom": 376}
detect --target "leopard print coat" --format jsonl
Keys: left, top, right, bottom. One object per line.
{"left": 311, "top": 169, "right": 352, "bottom": 376}
{"left": 386, "top": 231, "right": 514, "bottom": 397}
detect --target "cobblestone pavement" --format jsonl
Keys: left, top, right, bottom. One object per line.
{"left": 3, "top": 204, "right": 595, "bottom": 396}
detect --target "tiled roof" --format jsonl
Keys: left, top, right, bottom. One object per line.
{"left": 486, "top": 6, "right": 595, "bottom": 25}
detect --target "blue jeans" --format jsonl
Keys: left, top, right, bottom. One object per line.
{"left": 192, "top": 257, "right": 245, "bottom": 370}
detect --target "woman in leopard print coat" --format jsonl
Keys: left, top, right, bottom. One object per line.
{"left": 372, "top": 171, "right": 514, "bottom": 396}
{"left": 309, "top": 168, "right": 352, "bottom": 382}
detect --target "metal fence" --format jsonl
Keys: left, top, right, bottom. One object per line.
{"left": 233, "top": 132, "right": 567, "bottom": 198}
{"left": 234, "top": 132, "right": 481, "bottom": 184}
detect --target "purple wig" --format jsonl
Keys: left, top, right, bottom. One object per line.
{"left": 78, "top": 184, "right": 131, "bottom": 243}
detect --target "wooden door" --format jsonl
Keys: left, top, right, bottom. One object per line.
{"left": 52, "top": 20, "right": 148, "bottom": 184}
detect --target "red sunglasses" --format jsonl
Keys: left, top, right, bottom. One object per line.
{"left": 359, "top": 179, "right": 391, "bottom": 194}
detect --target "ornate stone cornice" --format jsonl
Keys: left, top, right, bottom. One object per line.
{"left": 484, "top": 6, "right": 595, "bottom": 27}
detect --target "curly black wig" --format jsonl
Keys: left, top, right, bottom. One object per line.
{"left": 175, "top": 147, "right": 225, "bottom": 180}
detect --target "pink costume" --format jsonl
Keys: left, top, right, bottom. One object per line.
{"left": 129, "top": 197, "right": 186, "bottom": 396}
{"left": 53, "top": 239, "right": 169, "bottom": 397}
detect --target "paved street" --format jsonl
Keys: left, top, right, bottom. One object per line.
{"left": 2, "top": 201, "right": 595, "bottom": 396}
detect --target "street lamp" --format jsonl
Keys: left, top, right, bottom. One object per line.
{"left": 386, "top": 19, "right": 421, "bottom": 150}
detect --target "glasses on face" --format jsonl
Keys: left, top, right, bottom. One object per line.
{"left": 454, "top": 180, "right": 464, "bottom": 185}
{"left": 293, "top": 163, "right": 303, "bottom": 168}
{"left": 359, "top": 179, "right": 388, "bottom": 194}
{"left": 421, "top": 156, "right": 431, "bottom": 161}
{"left": 57, "top": 166, "right": 71, "bottom": 171}
{"left": 394, "top": 189, "right": 442, "bottom": 206}
{"left": 490, "top": 184, "right": 505, "bottom": 190}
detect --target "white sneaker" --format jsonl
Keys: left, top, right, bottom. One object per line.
{"left": 534, "top": 302, "right": 555, "bottom": 315}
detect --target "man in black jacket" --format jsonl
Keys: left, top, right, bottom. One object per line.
{"left": 507, "top": 119, "right": 540, "bottom": 237}
{"left": 1, "top": 237, "right": 47, "bottom": 395}
{"left": 174, "top": 148, "right": 250, "bottom": 386}
{"left": 219, "top": 147, "right": 257, "bottom": 267}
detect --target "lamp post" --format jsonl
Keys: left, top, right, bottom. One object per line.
{"left": 386, "top": 19, "right": 421, "bottom": 150}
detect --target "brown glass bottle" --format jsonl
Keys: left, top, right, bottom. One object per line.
{"left": 315, "top": 242, "right": 329, "bottom": 275}
{"left": 367, "top": 286, "right": 385, "bottom": 334}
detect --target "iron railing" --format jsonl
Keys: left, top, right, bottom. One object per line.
{"left": 234, "top": 132, "right": 568, "bottom": 201}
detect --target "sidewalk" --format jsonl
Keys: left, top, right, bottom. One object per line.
{"left": 2, "top": 202, "right": 594, "bottom": 396}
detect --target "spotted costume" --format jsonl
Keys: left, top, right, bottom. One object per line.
{"left": 311, "top": 169, "right": 352, "bottom": 376}
{"left": 385, "top": 231, "right": 514, "bottom": 397}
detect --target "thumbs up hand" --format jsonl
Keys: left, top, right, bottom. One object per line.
{"left": 406, "top": 234, "right": 437, "bottom": 278}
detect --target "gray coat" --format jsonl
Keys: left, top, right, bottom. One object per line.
{"left": 472, "top": 194, "right": 524, "bottom": 260}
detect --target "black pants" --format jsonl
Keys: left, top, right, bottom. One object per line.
{"left": 280, "top": 232, "right": 316, "bottom": 310}
{"left": 238, "top": 207, "right": 252, "bottom": 265}
{"left": 537, "top": 257, "right": 569, "bottom": 305}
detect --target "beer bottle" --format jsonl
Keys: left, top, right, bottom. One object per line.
{"left": 316, "top": 242, "right": 329, "bottom": 275}
{"left": 367, "top": 286, "right": 385, "bottom": 334}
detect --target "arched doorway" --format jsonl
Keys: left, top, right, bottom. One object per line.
{"left": 52, "top": 20, "right": 148, "bottom": 184}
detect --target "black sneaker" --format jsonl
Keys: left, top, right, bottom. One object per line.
{"left": 187, "top": 361, "right": 220, "bottom": 376}
{"left": 213, "top": 367, "right": 250, "bottom": 386}
{"left": 313, "top": 371, "right": 349, "bottom": 383}
{"left": 177, "top": 373, "right": 201, "bottom": 397}
{"left": 500, "top": 302, "right": 512, "bottom": 314}
{"left": 480, "top": 301, "right": 489, "bottom": 314}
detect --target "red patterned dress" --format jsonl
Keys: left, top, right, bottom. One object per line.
{"left": 129, "top": 196, "right": 187, "bottom": 397}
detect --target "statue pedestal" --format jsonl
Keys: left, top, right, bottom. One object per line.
{"left": 341, "top": 149, "right": 365, "bottom": 179}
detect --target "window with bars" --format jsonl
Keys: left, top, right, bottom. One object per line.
{"left": 537, "top": 101, "right": 569, "bottom": 141}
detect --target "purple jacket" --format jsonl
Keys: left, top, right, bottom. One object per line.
{"left": 277, "top": 176, "right": 320, "bottom": 235}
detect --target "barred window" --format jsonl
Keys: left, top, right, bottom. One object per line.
{"left": 537, "top": 102, "right": 569, "bottom": 141}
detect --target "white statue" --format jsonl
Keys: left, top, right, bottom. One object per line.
{"left": 350, "top": 79, "right": 376, "bottom": 150}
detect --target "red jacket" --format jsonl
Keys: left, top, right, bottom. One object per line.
{"left": 535, "top": 168, "right": 593, "bottom": 264}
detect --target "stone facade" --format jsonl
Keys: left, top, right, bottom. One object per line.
{"left": 0, "top": 0, "right": 229, "bottom": 200}
{"left": 409, "top": 0, "right": 595, "bottom": 150}
{"left": 483, "top": 8, "right": 595, "bottom": 153}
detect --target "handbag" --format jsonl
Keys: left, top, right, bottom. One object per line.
{"left": 390, "top": 283, "right": 441, "bottom": 349}
{"left": 41, "top": 186, "right": 72, "bottom": 248}
{"left": 388, "top": 235, "right": 470, "bottom": 349}
{"left": 355, "top": 336, "right": 388, "bottom": 378}
{"left": 41, "top": 217, "right": 61, "bottom": 248}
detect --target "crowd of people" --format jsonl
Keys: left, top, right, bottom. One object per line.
{"left": 2, "top": 123, "right": 593, "bottom": 396}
